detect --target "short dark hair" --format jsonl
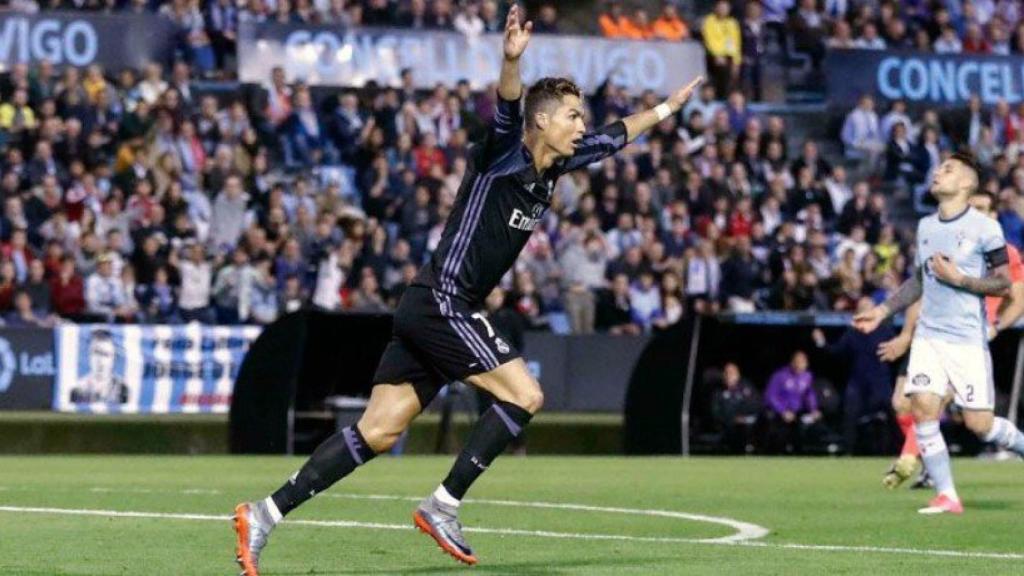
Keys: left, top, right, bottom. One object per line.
{"left": 524, "top": 77, "right": 582, "bottom": 130}
{"left": 950, "top": 150, "right": 980, "bottom": 178}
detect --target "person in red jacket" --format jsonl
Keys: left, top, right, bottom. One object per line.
{"left": 49, "top": 256, "right": 86, "bottom": 318}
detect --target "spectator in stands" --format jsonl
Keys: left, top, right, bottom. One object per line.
{"left": 853, "top": 22, "right": 886, "bottom": 49}
{"left": 50, "top": 255, "right": 85, "bottom": 319}
{"left": 559, "top": 231, "right": 606, "bottom": 334}
{"left": 740, "top": 0, "right": 765, "bottom": 100}
{"left": 599, "top": 1, "right": 631, "bottom": 38}
{"left": 711, "top": 362, "right": 760, "bottom": 454}
{"left": 885, "top": 122, "right": 922, "bottom": 185}
{"left": 6, "top": 289, "right": 55, "bottom": 328}
{"left": 178, "top": 241, "right": 213, "bottom": 323}
{"left": 241, "top": 256, "right": 278, "bottom": 324}
{"left": 137, "top": 266, "right": 178, "bottom": 323}
{"left": 652, "top": 2, "right": 689, "bottom": 41}
{"left": 788, "top": 0, "right": 827, "bottom": 66}
{"left": 934, "top": 24, "right": 963, "bottom": 53}
{"left": 0, "top": 88, "right": 37, "bottom": 133}
{"left": 841, "top": 94, "right": 885, "bottom": 169}
{"left": 597, "top": 273, "right": 641, "bottom": 335}
{"left": 533, "top": 3, "right": 559, "bottom": 35}
{"left": 210, "top": 175, "right": 249, "bottom": 253}
{"left": 702, "top": 0, "right": 741, "bottom": 97}
{"left": 629, "top": 271, "right": 661, "bottom": 331}
{"left": 764, "top": 350, "right": 823, "bottom": 454}
{"left": 85, "top": 252, "right": 135, "bottom": 322}
{"left": 827, "top": 19, "right": 855, "bottom": 48}
{"left": 212, "top": 247, "right": 248, "bottom": 324}
{"left": 454, "top": 1, "right": 485, "bottom": 37}
{"left": 684, "top": 239, "right": 720, "bottom": 314}
{"left": 282, "top": 87, "right": 327, "bottom": 168}
{"left": 720, "top": 235, "right": 761, "bottom": 312}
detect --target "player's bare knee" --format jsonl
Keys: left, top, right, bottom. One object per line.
{"left": 358, "top": 422, "right": 401, "bottom": 452}
{"left": 963, "top": 412, "right": 995, "bottom": 438}
{"left": 518, "top": 387, "right": 544, "bottom": 414}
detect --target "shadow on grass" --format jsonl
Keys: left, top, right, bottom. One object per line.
{"left": 266, "top": 553, "right": 675, "bottom": 575}
{"left": 965, "top": 499, "right": 1017, "bottom": 511}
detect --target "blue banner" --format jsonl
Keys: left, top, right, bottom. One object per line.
{"left": 239, "top": 22, "right": 706, "bottom": 97}
{"left": 54, "top": 324, "right": 261, "bottom": 414}
{"left": 826, "top": 48, "right": 1024, "bottom": 107}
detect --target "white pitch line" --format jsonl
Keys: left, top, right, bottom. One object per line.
{"left": 1, "top": 504, "right": 1022, "bottom": 561}
{"left": 323, "top": 493, "right": 767, "bottom": 544}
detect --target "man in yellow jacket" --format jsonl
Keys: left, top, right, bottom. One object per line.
{"left": 702, "top": 0, "right": 741, "bottom": 98}
{"left": 0, "top": 89, "right": 37, "bottom": 133}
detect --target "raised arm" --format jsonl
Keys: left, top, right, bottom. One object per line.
{"left": 621, "top": 76, "right": 704, "bottom": 143}
{"left": 498, "top": 5, "right": 531, "bottom": 102}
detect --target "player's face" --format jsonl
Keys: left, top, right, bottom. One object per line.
{"left": 89, "top": 340, "right": 116, "bottom": 383}
{"left": 930, "top": 159, "right": 972, "bottom": 201}
{"left": 968, "top": 194, "right": 994, "bottom": 218}
{"left": 543, "top": 94, "right": 586, "bottom": 158}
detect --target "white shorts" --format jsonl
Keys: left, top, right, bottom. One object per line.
{"left": 905, "top": 338, "right": 994, "bottom": 410}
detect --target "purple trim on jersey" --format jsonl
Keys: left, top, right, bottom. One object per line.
{"left": 342, "top": 426, "right": 365, "bottom": 465}
{"left": 431, "top": 290, "right": 499, "bottom": 370}
{"left": 453, "top": 309, "right": 499, "bottom": 368}
{"left": 440, "top": 172, "right": 485, "bottom": 293}
{"left": 454, "top": 315, "right": 499, "bottom": 370}
{"left": 442, "top": 150, "right": 527, "bottom": 296}
{"left": 492, "top": 403, "right": 522, "bottom": 436}
{"left": 441, "top": 172, "right": 494, "bottom": 294}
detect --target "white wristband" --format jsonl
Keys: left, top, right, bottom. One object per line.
{"left": 654, "top": 103, "right": 673, "bottom": 121}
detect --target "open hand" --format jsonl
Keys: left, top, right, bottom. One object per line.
{"left": 853, "top": 304, "right": 888, "bottom": 334}
{"left": 503, "top": 4, "right": 532, "bottom": 60}
{"left": 666, "top": 76, "right": 705, "bottom": 112}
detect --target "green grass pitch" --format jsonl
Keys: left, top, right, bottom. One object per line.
{"left": 0, "top": 456, "right": 1021, "bottom": 575}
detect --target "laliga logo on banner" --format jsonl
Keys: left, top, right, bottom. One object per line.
{"left": 0, "top": 338, "right": 15, "bottom": 393}
{"left": 0, "top": 336, "right": 55, "bottom": 392}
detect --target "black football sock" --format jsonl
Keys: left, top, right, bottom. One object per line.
{"left": 270, "top": 425, "right": 377, "bottom": 518}
{"left": 441, "top": 401, "right": 533, "bottom": 500}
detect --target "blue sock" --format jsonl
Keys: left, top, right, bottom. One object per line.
{"left": 916, "top": 420, "right": 958, "bottom": 499}
{"left": 984, "top": 417, "right": 1024, "bottom": 456}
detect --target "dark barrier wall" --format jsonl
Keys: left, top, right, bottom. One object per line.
{"left": 229, "top": 312, "right": 307, "bottom": 453}
{"left": 523, "top": 332, "right": 650, "bottom": 412}
{"left": 230, "top": 311, "right": 651, "bottom": 452}
{"left": 0, "top": 327, "right": 56, "bottom": 410}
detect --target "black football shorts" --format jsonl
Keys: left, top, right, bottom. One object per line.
{"left": 372, "top": 285, "right": 520, "bottom": 406}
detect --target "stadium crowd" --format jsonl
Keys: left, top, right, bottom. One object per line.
{"left": 0, "top": 0, "right": 1022, "bottom": 338}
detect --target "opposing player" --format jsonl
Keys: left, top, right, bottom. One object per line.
{"left": 232, "top": 6, "right": 703, "bottom": 574}
{"left": 877, "top": 187, "right": 1024, "bottom": 490}
{"left": 855, "top": 152, "right": 1024, "bottom": 515}
{"left": 877, "top": 301, "right": 926, "bottom": 489}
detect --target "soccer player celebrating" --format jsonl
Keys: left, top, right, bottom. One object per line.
{"left": 855, "top": 152, "right": 1024, "bottom": 515}
{"left": 877, "top": 187, "right": 1024, "bottom": 490}
{"left": 232, "top": 6, "right": 703, "bottom": 573}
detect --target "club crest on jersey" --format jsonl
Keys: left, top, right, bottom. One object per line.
{"left": 509, "top": 203, "right": 545, "bottom": 231}
{"left": 956, "top": 230, "right": 975, "bottom": 253}
{"left": 494, "top": 337, "right": 510, "bottom": 354}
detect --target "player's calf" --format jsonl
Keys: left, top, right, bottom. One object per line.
{"left": 968, "top": 412, "right": 1024, "bottom": 457}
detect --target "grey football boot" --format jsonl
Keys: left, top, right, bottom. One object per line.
{"left": 233, "top": 500, "right": 276, "bottom": 576}
{"left": 413, "top": 494, "right": 478, "bottom": 565}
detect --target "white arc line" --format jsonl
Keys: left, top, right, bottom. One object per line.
{"left": 324, "top": 493, "right": 767, "bottom": 544}
{"left": 2, "top": 504, "right": 1023, "bottom": 560}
